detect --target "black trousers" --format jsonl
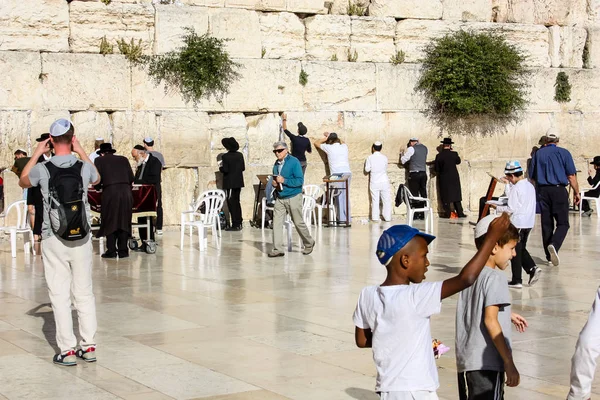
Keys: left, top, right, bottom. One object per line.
{"left": 155, "top": 185, "right": 163, "bottom": 230}
{"left": 458, "top": 370, "right": 504, "bottom": 400}
{"left": 138, "top": 217, "right": 155, "bottom": 241}
{"left": 106, "top": 229, "right": 128, "bottom": 256}
{"left": 443, "top": 202, "right": 465, "bottom": 217}
{"left": 511, "top": 228, "right": 536, "bottom": 284}
{"left": 408, "top": 171, "right": 427, "bottom": 217}
{"left": 538, "top": 185, "right": 570, "bottom": 261}
{"left": 582, "top": 188, "right": 600, "bottom": 212}
{"left": 226, "top": 188, "right": 243, "bottom": 228}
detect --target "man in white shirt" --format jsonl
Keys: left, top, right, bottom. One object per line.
{"left": 88, "top": 137, "right": 104, "bottom": 163}
{"left": 365, "top": 141, "right": 392, "bottom": 222}
{"left": 492, "top": 160, "right": 541, "bottom": 288}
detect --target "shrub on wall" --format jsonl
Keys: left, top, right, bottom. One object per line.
{"left": 416, "top": 30, "right": 529, "bottom": 134}
{"left": 137, "top": 28, "right": 241, "bottom": 105}
{"left": 554, "top": 71, "right": 572, "bottom": 103}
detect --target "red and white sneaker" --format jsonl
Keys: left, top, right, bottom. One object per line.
{"left": 53, "top": 350, "right": 77, "bottom": 366}
{"left": 76, "top": 346, "right": 97, "bottom": 363}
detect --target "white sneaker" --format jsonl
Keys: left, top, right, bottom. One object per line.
{"left": 528, "top": 266, "right": 542, "bottom": 286}
{"left": 156, "top": 230, "right": 163, "bottom": 236}
{"left": 547, "top": 244, "right": 560, "bottom": 266}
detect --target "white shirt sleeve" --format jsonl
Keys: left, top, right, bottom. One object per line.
{"left": 497, "top": 183, "right": 519, "bottom": 214}
{"left": 411, "top": 281, "right": 443, "bottom": 318}
{"left": 353, "top": 290, "right": 370, "bottom": 329}
{"left": 400, "top": 146, "right": 415, "bottom": 165}
{"left": 365, "top": 156, "right": 372, "bottom": 173}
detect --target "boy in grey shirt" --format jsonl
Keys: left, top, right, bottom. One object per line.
{"left": 455, "top": 215, "right": 528, "bottom": 399}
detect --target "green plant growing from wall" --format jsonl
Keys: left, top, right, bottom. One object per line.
{"left": 99, "top": 36, "right": 114, "bottom": 55}
{"left": 261, "top": 47, "right": 266, "bottom": 58}
{"left": 416, "top": 30, "right": 529, "bottom": 134}
{"left": 101, "top": 0, "right": 111, "bottom": 4}
{"left": 347, "top": 49, "right": 358, "bottom": 62}
{"left": 554, "top": 71, "right": 572, "bottom": 103}
{"left": 330, "top": 53, "right": 338, "bottom": 61}
{"left": 299, "top": 68, "right": 308, "bottom": 86}
{"left": 117, "top": 38, "right": 143, "bottom": 63}
{"left": 390, "top": 50, "right": 405, "bottom": 65}
{"left": 139, "top": 28, "right": 241, "bottom": 105}
{"left": 347, "top": 1, "right": 367, "bottom": 16}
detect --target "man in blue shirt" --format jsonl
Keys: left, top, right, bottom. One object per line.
{"left": 268, "top": 141, "right": 315, "bottom": 258}
{"left": 530, "top": 131, "right": 580, "bottom": 266}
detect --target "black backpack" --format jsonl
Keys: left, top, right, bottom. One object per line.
{"left": 44, "top": 161, "right": 90, "bottom": 241}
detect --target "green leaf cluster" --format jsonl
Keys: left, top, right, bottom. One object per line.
{"left": 390, "top": 50, "right": 405, "bottom": 65}
{"left": 416, "top": 30, "right": 529, "bottom": 128}
{"left": 554, "top": 71, "right": 572, "bottom": 103}
{"left": 99, "top": 36, "right": 114, "bottom": 55}
{"left": 347, "top": 1, "right": 367, "bottom": 16}
{"left": 299, "top": 69, "right": 308, "bottom": 86}
{"left": 142, "top": 28, "right": 241, "bottom": 105}
{"left": 117, "top": 38, "right": 143, "bottom": 63}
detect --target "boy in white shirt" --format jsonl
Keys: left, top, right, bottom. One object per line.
{"left": 353, "top": 214, "right": 511, "bottom": 399}
{"left": 365, "top": 141, "right": 392, "bottom": 222}
{"left": 491, "top": 160, "right": 541, "bottom": 288}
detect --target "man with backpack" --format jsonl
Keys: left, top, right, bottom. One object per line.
{"left": 19, "top": 119, "right": 101, "bottom": 367}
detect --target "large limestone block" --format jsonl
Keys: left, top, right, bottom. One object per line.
{"left": 2, "top": 171, "right": 22, "bottom": 219}
{"left": 70, "top": 112, "right": 114, "bottom": 156}
{"left": 225, "top": 59, "right": 303, "bottom": 111}
{"left": 340, "top": 112, "right": 386, "bottom": 162}
{"left": 30, "top": 110, "right": 70, "bottom": 138}
{"left": 159, "top": 111, "right": 211, "bottom": 167}
{"left": 327, "top": 0, "right": 349, "bottom": 14}
{"left": 382, "top": 111, "right": 443, "bottom": 160}
{"left": 369, "top": 0, "right": 443, "bottom": 19}
{"left": 305, "top": 15, "right": 351, "bottom": 61}
{"left": 209, "top": 8, "right": 262, "bottom": 59}
{"left": 442, "top": 0, "right": 492, "bottom": 22}
{"left": 0, "top": 0, "right": 69, "bottom": 52}
{"left": 209, "top": 113, "right": 247, "bottom": 160}
{"left": 0, "top": 111, "right": 30, "bottom": 169}
{"left": 395, "top": 20, "right": 455, "bottom": 63}
{"left": 69, "top": 2, "right": 155, "bottom": 54}
{"left": 586, "top": 25, "right": 600, "bottom": 68}
{"left": 286, "top": 0, "right": 327, "bottom": 13}
{"left": 225, "top": 0, "right": 286, "bottom": 11}
{"left": 350, "top": 17, "right": 396, "bottom": 63}
{"left": 154, "top": 5, "right": 209, "bottom": 54}
{"left": 245, "top": 113, "right": 280, "bottom": 165}
{"left": 565, "top": 69, "right": 600, "bottom": 112}
{"left": 549, "top": 25, "right": 587, "bottom": 68}
{"left": 41, "top": 54, "right": 131, "bottom": 111}
{"left": 302, "top": 62, "right": 377, "bottom": 111}
{"left": 526, "top": 69, "right": 562, "bottom": 112}
{"left": 0, "top": 52, "right": 43, "bottom": 110}
{"left": 161, "top": 168, "right": 199, "bottom": 226}
{"left": 259, "top": 13, "right": 306, "bottom": 60}
{"left": 110, "top": 111, "right": 158, "bottom": 157}
{"left": 376, "top": 64, "right": 423, "bottom": 112}
{"left": 492, "top": 0, "right": 587, "bottom": 26}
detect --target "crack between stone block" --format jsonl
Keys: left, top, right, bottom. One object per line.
{"left": 330, "top": 88, "right": 376, "bottom": 107}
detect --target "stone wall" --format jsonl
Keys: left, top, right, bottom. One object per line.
{"left": 1, "top": 0, "right": 600, "bottom": 225}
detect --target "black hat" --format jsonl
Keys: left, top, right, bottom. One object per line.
{"left": 36, "top": 133, "right": 50, "bottom": 142}
{"left": 221, "top": 137, "right": 240, "bottom": 151}
{"left": 133, "top": 144, "right": 145, "bottom": 151}
{"left": 98, "top": 143, "right": 116, "bottom": 154}
{"left": 591, "top": 156, "right": 600, "bottom": 165}
{"left": 298, "top": 122, "right": 308, "bottom": 136}
{"left": 440, "top": 137, "right": 454, "bottom": 145}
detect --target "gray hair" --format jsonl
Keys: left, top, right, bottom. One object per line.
{"left": 273, "top": 141, "right": 288, "bottom": 149}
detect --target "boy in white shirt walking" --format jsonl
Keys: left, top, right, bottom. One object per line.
{"left": 353, "top": 214, "right": 511, "bottom": 399}
{"left": 492, "top": 160, "right": 541, "bottom": 288}
{"left": 365, "top": 141, "right": 392, "bottom": 222}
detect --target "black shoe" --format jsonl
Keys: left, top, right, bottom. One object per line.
{"left": 118, "top": 251, "right": 129, "bottom": 259}
{"left": 101, "top": 252, "right": 117, "bottom": 259}
{"left": 225, "top": 225, "right": 242, "bottom": 231}
{"left": 508, "top": 281, "right": 523, "bottom": 288}
{"left": 457, "top": 214, "right": 467, "bottom": 218}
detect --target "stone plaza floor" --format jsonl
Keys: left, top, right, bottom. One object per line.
{"left": 0, "top": 213, "right": 599, "bottom": 399}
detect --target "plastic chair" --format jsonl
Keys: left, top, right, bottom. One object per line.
{"left": 580, "top": 181, "right": 600, "bottom": 217}
{"left": 261, "top": 177, "right": 275, "bottom": 229}
{"left": 283, "top": 194, "right": 316, "bottom": 251}
{"left": 303, "top": 184, "right": 326, "bottom": 227}
{"left": 183, "top": 189, "right": 226, "bottom": 237}
{"left": 180, "top": 195, "right": 224, "bottom": 251}
{"left": 0, "top": 200, "right": 36, "bottom": 258}
{"left": 403, "top": 188, "right": 433, "bottom": 233}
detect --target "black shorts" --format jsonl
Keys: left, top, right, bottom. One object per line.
{"left": 458, "top": 370, "right": 504, "bottom": 400}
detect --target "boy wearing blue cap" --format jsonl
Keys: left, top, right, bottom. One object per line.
{"left": 353, "top": 214, "right": 510, "bottom": 399}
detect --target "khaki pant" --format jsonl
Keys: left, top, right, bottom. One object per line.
{"left": 272, "top": 193, "right": 314, "bottom": 252}
{"left": 42, "top": 234, "right": 97, "bottom": 353}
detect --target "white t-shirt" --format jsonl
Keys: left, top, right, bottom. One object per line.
{"left": 353, "top": 282, "right": 443, "bottom": 392}
{"left": 497, "top": 179, "right": 536, "bottom": 229}
{"left": 320, "top": 143, "right": 351, "bottom": 174}
{"left": 365, "top": 152, "right": 390, "bottom": 187}
{"left": 89, "top": 151, "right": 100, "bottom": 163}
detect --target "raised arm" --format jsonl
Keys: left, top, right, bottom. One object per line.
{"left": 314, "top": 133, "right": 328, "bottom": 150}
{"left": 440, "top": 213, "right": 511, "bottom": 300}
{"left": 20, "top": 139, "right": 50, "bottom": 188}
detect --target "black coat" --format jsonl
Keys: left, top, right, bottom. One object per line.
{"left": 95, "top": 154, "right": 135, "bottom": 236}
{"left": 134, "top": 153, "right": 162, "bottom": 185}
{"left": 219, "top": 151, "right": 245, "bottom": 189}
{"left": 434, "top": 149, "right": 463, "bottom": 203}
{"left": 587, "top": 171, "right": 600, "bottom": 197}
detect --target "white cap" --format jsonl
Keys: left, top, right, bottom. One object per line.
{"left": 474, "top": 214, "right": 501, "bottom": 239}
{"left": 95, "top": 137, "right": 104, "bottom": 141}
{"left": 546, "top": 127, "right": 559, "bottom": 140}
{"left": 374, "top": 141, "right": 382, "bottom": 146}
{"left": 410, "top": 137, "right": 419, "bottom": 141}
{"left": 143, "top": 137, "right": 153, "bottom": 144}
{"left": 49, "top": 119, "right": 72, "bottom": 137}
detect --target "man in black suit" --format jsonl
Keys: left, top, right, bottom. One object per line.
{"left": 95, "top": 143, "right": 134, "bottom": 258}
{"left": 219, "top": 137, "right": 245, "bottom": 231}
{"left": 131, "top": 145, "right": 162, "bottom": 243}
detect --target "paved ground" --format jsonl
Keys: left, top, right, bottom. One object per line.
{"left": 0, "top": 213, "right": 599, "bottom": 399}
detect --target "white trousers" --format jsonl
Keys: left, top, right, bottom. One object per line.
{"left": 42, "top": 234, "right": 97, "bottom": 354}
{"left": 568, "top": 286, "right": 600, "bottom": 400}
{"left": 379, "top": 391, "right": 439, "bottom": 400}
{"left": 370, "top": 183, "right": 392, "bottom": 221}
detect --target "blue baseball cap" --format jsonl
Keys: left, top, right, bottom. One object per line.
{"left": 376, "top": 225, "right": 436, "bottom": 266}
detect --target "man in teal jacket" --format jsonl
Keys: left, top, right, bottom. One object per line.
{"left": 268, "top": 141, "right": 315, "bottom": 257}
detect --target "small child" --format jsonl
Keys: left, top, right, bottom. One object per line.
{"left": 455, "top": 215, "right": 528, "bottom": 400}
{"left": 353, "top": 214, "right": 511, "bottom": 399}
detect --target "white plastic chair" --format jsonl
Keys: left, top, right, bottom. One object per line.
{"left": 0, "top": 200, "right": 36, "bottom": 258}
{"left": 403, "top": 188, "right": 434, "bottom": 233}
{"left": 303, "top": 184, "right": 326, "bottom": 228}
{"left": 183, "top": 189, "right": 226, "bottom": 237}
{"left": 580, "top": 181, "right": 600, "bottom": 217}
{"left": 261, "top": 176, "right": 275, "bottom": 229}
{"left": 284, "top": 194, "right": 316, "bottom": 251}
{"left": 180, "top": 195, "right": 224, "bottom": 251}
